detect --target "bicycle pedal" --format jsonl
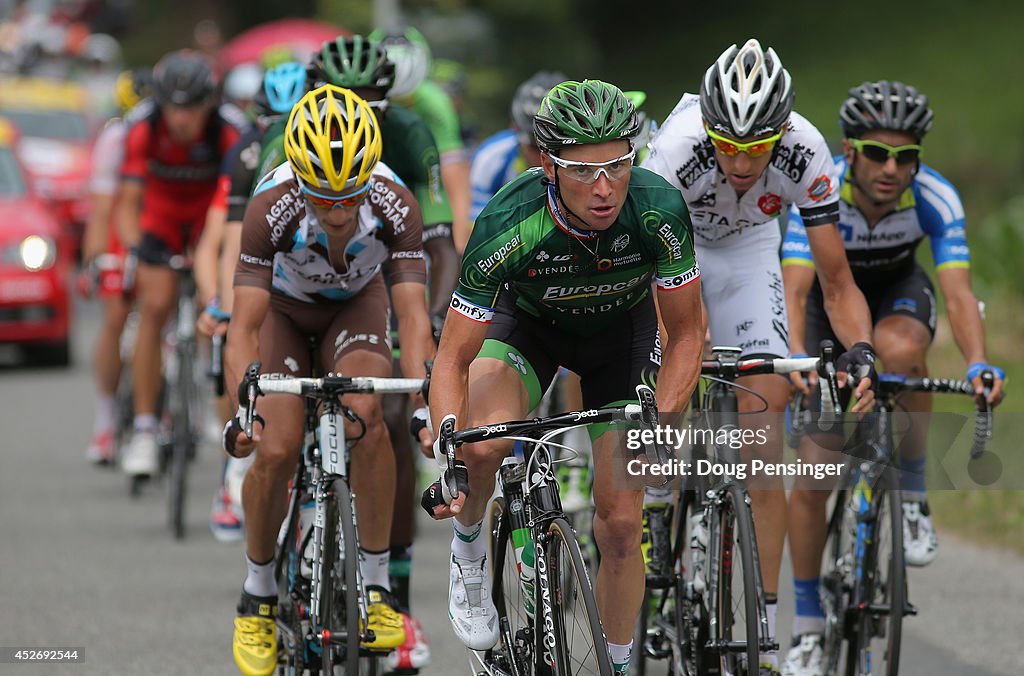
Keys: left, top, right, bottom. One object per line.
{"left": 904, "top": 601, "right": 919, "bottom": 616}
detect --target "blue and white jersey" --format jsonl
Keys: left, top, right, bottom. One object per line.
{"left": 782, "top": 159, "right": 969, "bottom": 286}
{"left": 470, "top": 129, "right": 529, "bottom": 220}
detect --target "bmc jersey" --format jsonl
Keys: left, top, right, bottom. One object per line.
{"left": 120, "top": 100, "right": 248, "bottom": 235}
{"left": 782, "top": 160, "right": 970, "bottom": 288}
{"left": 235, "top": 162, "right": 426, "bottom": 303}
{"left": 642, "top": 93, "right": 839, "bottom": 246}
{"left": 452, "top": 167, "right": 700, "bottom": 337}
{"left": 470, "top": 129, "right": 528, "bottom": 221}
{"left": 255, "top": 107, "right": 453, "bottom": 236}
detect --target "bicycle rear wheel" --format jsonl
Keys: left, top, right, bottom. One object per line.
{"left": 844, "top": 468, "right": 904, "bottom": 676}
{"left": 708, "top": 483, "right": 762, "bottom": 676}
{"left": 315, "top": 478, "right": 360, "bottom": 674}
{"left": 276, "top": 482, "right": 307, "bottom": 675}
{"left": 544, "top": 517, "right": 612, "bottom": 676}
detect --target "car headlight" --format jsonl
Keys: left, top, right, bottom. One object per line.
{"left": 19, "top": 235, "right": 56, "bottom": 271}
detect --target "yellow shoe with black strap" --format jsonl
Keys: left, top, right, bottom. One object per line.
{"left": 362, "top": 585, "right": 407, "bottom": 651}
{"left": 233, "top": 590, "right": 278, "bottom": 676}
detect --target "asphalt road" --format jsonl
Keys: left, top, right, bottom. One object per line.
{"left": 0, "top": 300, "right": 1021, "bottom": 675}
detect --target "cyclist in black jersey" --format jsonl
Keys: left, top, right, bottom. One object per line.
{"left": 424, "top": 79, "right": 704, "bottom": 673}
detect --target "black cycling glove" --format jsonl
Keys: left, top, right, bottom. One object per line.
{"left": 836, "top": 342, "right": 878, "bottom": 389}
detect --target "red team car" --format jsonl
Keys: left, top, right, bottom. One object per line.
{"left": 0, "top": 117, "right": 73, "bottom": 366}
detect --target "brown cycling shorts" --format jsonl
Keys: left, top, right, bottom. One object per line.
{"left": 258, "top": 275, "right": 393, "bottom": 375}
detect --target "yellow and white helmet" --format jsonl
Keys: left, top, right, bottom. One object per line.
{"left": 284, "top": 84, "right": 383, "bottom": 192}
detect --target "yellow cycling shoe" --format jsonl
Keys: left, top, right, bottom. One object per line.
{"left": 233, "top": 590, "right": 278, "bottom": 676}
{"left": 362, "top": 586, "right": 407, "bottom": 651}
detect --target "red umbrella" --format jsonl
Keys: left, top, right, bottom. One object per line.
{"left": 220, "top": 18, "right": 348, "bottom": 69}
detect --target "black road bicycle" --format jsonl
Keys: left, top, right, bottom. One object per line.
{"left": 239, "top": 361, "right": 425, "bottom": 675}
{"left": 440, "top": 385, "right": 665, "bottom": 676}
{"left": 636, "top": 346, "right": 837, "bottom": 676}
{"left": 817, "top": 371, "right": 994, "bottom": 676}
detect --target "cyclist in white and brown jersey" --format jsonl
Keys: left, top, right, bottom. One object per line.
{"left": 222, "top": 85, "right": 435, "bottom": 676}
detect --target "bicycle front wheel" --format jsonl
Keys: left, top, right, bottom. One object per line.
{"left": 544, "top": 517, "right": 612, "bottom": 676}
{"left": 167, "top": 342, "right": 196, "bottom": 539}
{"left": 844, "top": 467, "right": 904, "bottom": 676}
{"left": 707, "top": 483, "right": 762, "bottom": 676}
{"left": 315, "top": 478, "right": 360, "bottom": 674}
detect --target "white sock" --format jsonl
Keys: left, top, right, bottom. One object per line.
{"left": 133, "top": 414, "right": 158, "bottom": 433}
{"left": 360, "top": 548, "right": 390, "bottom": 590}
{"left": 94, "top": 395, "right": 116, "bottom": 433}
{"left": 766, "top": 598, "right": 778, "bottom": 640}
{"left": 792, "top": 615, "right": 826, "bottom": 637}
{"left": 451, "top": 518, "right": 486, "bottom": 561}
{"left": 762, "top": 599, "right": 779, "bottom": 666}
{"left": 643, "top": 486, "right": 673, "bottom": 507}
{"left": 608, "top": 640, "right": 632, "bottom": 665}
{"left": 243, "top": 554, "right": 276, "bottom": 598}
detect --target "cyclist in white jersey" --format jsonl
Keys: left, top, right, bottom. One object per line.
{"left": 642, "top": 39, "right": 876, "bottom": 674}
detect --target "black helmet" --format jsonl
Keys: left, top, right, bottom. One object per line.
{"left": 511, "top": 70, "right": 567, "bottom": 139}
{"left": 306, "top": 35, "right": 395, "bottom": 96}
{"left": 839, "top": 80, "right": 934, "bottom": 140}
{"left": 152, "top": 49, "right": 216, "bottom": 106}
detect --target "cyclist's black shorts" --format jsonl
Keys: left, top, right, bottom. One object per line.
{"left": 479, "top": 288, "right": 660, "bottom": 415}
{"left": 802, "top": 263, "right": 936, "bottom": 424}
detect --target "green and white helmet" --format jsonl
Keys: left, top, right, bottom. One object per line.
{"left": 533, "top": 79, "right": 641, "bottom": 153}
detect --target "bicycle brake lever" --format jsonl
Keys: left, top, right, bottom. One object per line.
{"left": 434, "top": 415, "right": 459, "bottom": 500}
{"left": 241, "top": 360, "right": 262, "bottom": 439}
{"left": 970, "top": 371, "right": 994, "bottom": 459}
{"left": 817, "top": 340, "right": 841, "bottom": 432}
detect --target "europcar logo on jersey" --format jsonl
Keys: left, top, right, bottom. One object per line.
{"left": 758, "top": 193, "right": 782, "bottom": 216}
{"left": 808, "top": 175, "right": 832, "bottom": 202}
{"left": 541, "top": 275, "right": 645, "bottom": 300}
{"left": 449, "top": 293, "right": 494, "bottom": 323}
{"left": 476, "top": 234, "right": 523, "bottom": 275}
{"left": 611, "top": 234, "right": 630, "bottom": 252}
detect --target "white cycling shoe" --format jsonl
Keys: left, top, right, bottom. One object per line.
{"left": 781, "top": 633, "right": 825, "bottom": 676}
{"left": 902, "top": 500, "right": 939, "bottom": 567}
{"left": 122, "top": 431, "right": 159, "bottom": 476}
{"left": 448, "top": 554, "right": 499, "bottom": 651}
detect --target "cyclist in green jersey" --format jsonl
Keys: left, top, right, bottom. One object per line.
{"left": 423, "top": 79, "right": 705, "bottom": 673}
{"left": 371, "top": 26, "right": 473, "bottom": 255}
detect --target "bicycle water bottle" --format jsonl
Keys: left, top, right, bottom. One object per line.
{"left": 689, "top": 509, "right": 709, "bottom": 594}
{"left": 500, "top": 458, "right": 536, "bottom": 619}
{"left": 512, "top": 525, "right": 536, "bottom": 620}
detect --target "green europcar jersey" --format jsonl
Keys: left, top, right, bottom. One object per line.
{"left": 451, "top": 166, "right": 700, "bottom": 336}
{"left": 252, "top": 107, "right": 453, "bottom": 231}
{"left": 400, "top": 79, "right": 464, "bottom": 157}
